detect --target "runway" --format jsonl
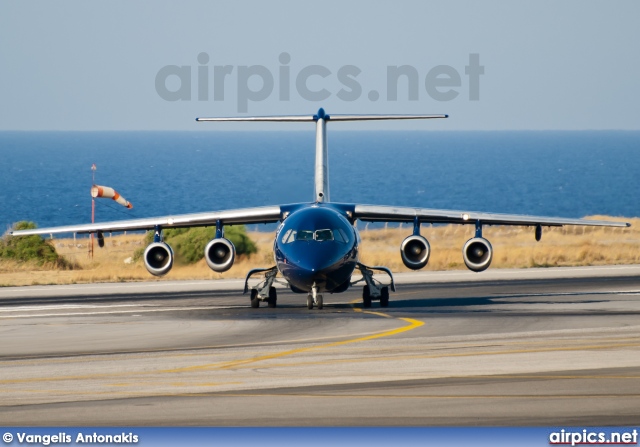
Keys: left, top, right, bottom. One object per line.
{"left": 1, "top": 266, "right": 640, "bottom": 426}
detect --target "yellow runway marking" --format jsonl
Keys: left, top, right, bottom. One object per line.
{"left": 201, "top": 392, "right": 640, "bottom": 400}
{"left": 184, "top": 340, "right": 640, "bottom": 372}
{"left": 106, "top": 381, "right": 243, "bottom": 388}
{"left": 0, "top": 326, "right": 410, "bottom": 368}
{"left": 6, "top": 391, "right": 640, "bottom": 404}
{"left": 5, "top": 298, "right": 640, "bottom": 392}
{"left": 0, "top": 299, "right": 424, "bottom": 384}
{"left": 163, "top": 303, "right": 424, "bottom": 373}
{"left": 1, "top": 338, "right": 636, "bottom": 385}
{"left": 5, "top": 333, "right": 639, "bottom": 370}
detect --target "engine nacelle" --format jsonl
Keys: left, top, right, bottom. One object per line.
{"left": 204, "top": 238, "right": 236, "bottom": 272}
{"left": 462, "top": 237, "right": 493, "bottom": 272}
{"left": 143, "top": 242, "right": 174, "bottom": 276}
{"left": 400, "top": 235, "right": 431, "bottom": 270}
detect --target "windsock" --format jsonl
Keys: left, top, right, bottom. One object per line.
{"left": 91, "top": 185, "right": 133, "bottom": 209}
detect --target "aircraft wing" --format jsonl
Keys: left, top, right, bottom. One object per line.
{"left": 353, "top": 204, "right": 630, "bottom": 228}
{"left": 9, "top": 205, "right": 283, "bottom": 236}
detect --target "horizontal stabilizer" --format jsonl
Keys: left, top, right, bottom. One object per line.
{"left": 196, "top": 116, "right": 314, "bottom": 122}
{"left": 327, "top": 114, "right": 448, "bottom": 121}
{"left": 196, "top": 109, "right": 448, "bottom": 123}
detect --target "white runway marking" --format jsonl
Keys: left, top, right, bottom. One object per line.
{"left": 0, "top": 305, "right": 245, "bottom": 319}
{"left": 0, "top": 303, "right": 145, "bottom": 312}
{"left": 1, "top": 264, "right": 639, "bottom": 300}
{"left": 2, "top": 280, "right": 243, "bottom": 294}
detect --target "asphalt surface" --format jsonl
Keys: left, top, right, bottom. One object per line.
{"left": 1, "top": 266, "right": 640, "bottom": 426}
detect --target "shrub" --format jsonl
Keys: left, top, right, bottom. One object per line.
{"left": 134, "top": 225, "right": 257, "bottom": 264}
{"left": 217, "top": 226, "right": 258, "bottom": 256}
{"left": 1, "top": 221, "right": 73, "bottom": 268}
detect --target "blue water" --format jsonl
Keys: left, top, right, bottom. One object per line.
{"left": 0, "top": 131, "right": 638, "bottom": 232}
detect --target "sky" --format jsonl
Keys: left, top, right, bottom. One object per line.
{"left": 1, "top": 1, "right": 639, "bottom": 131}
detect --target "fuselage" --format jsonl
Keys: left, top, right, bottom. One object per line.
{"left": 274, "top": 203, "right": 359, "bottom": 293}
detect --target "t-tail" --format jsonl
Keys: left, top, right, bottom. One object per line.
{"left": 196, "top": 108, "right": 448, "bottom": 203}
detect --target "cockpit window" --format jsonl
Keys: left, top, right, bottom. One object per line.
{"left": 281, "top": 229, "right": 294, "bottom": 244}
{"left": 282, "top": 229, "right": 349, "bottom": 244}
{"left": 334, "top": 228, "right": 348, "bottom": 243}
{"left": 315, "top": 229, "right": 333, "bottom": 241}
{"left": 296, "top": 230, "right": 314, "bottom": 241}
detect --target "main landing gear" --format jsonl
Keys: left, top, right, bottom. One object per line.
{"left": 352, "top": 263, "right": 396, "bottom": 308}
{"left": 244, "top": 266, "right": 279, "bottom": 308}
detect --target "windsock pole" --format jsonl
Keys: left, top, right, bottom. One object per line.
{"left": 90, "top": 164, "right": 96, "bottom": 259}
{"left": 88, "top": 165, "right": 133, "bottom": 258}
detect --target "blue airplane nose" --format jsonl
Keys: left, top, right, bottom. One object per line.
{"left": 273, "top": 205, "right": 359, "bottom": 293}
{"left": 277, "top": 242, "right": 357, "bottom": 293}
{"left": 295, "top": 256, "right": 337, "bottom": 274}
{"left": 285, "top": 258, "right": 342, "bottom": 292}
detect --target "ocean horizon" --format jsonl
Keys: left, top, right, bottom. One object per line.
{"left": 1, "top": 130, "right": 638, "bottom": 233}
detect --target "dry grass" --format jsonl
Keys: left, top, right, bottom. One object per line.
{"left": 1, "top": 216, "right": 638, "bottom": 287}
{"left": 359, "top": 216, "right": 640, "bottom": 271}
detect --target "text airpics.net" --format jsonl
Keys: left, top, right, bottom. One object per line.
{"left": 155, "top": 52, "right": 484, "bottom": 112}
{"left": 549, "top": 429, "right": 638, "bottom": 446}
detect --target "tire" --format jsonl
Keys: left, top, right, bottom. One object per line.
{"left": 317, "top": 295, "right": 323, "bottom": 310}
{"left": 380, "top": 286, "right": 389, "bottom": 307}
{"left": 307, "top": 295, "right": 314, "bottom": 310}
{"left": 362, "top": 286, "right": 372, "bottom": 308}
{"left": 250, "top": 289, "right": 260, "bottom": 308}
{"left": 268, "top": 286, "right": 277, "bottom": 308}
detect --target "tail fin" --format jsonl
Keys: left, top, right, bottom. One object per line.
{"left": 196, "top": 108, "right": 448, "bottom": 203}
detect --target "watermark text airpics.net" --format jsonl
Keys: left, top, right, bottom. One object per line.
{"left": 155, "top": 52, "right": 484, "bottom": 112}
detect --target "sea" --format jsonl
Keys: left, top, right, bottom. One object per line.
{"left": 0, "top": 130, "right": 638, "bottom": 233}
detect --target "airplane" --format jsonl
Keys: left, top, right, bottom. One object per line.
{"left": 10, "top": 108, "right": 631, "bottom": 310}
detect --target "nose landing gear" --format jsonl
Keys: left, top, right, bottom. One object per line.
{"left": 307, "top": 284, "right": 323, "bottom": 310}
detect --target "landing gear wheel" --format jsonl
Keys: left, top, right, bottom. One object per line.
{"left": 317, "top": 295, "right": 323, "bottom": 310}
{"left": 250, "top": 289, "right": 260, "bottom": 308}
{"left": 380, "top": 286, "right": 389, "bottom": 307}
{"left": 362, "top": 285, "right": 372, "bottom": 308}
{"left": 307, "top": 295, "right": 314, "bottom": 310}
{"left": 268, "top": 286, "right": 277, "bottom": 308}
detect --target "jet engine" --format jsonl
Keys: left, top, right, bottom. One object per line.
{"left": 143, "top": 242, "right": 174, "bottom": 276}
{"left": 462, "top": 237, "right": 493, "bottom": 272}
{"left": 204, "top": 238, "right": 236, "bottom": 272}
{"left": 400, "top": 235, "right": 431, "bottom": 270}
